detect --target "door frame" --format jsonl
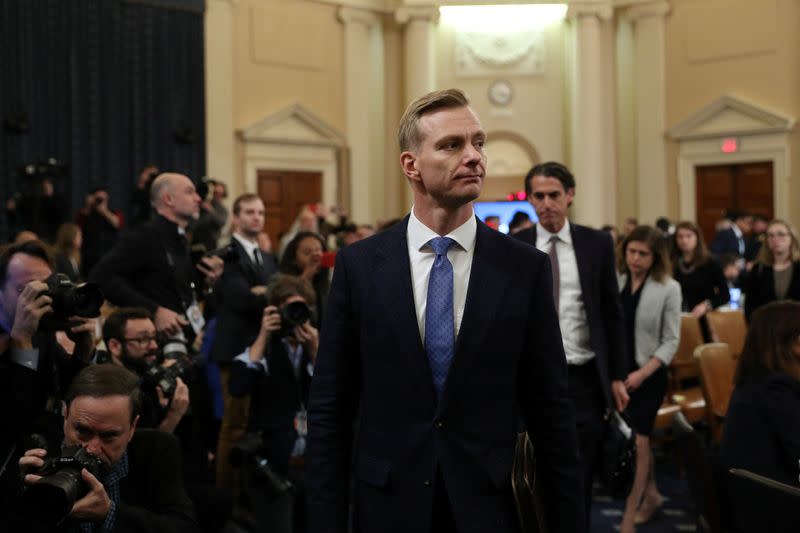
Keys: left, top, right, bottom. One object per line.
{"left": 676, "top": 133, "right": 789, "bottom": 223}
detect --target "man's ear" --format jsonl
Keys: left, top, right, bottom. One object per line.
{"left": 400, "top": 151, "right": 420, "bottom": 181}
{"left": 108, "top": 338, "right": 122, "bottom": 358}
{"left": 128, "top": 415, "right": 139, "bottom": 441}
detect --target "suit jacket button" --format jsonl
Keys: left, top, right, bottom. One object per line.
{"left": 435, "top": 420, "right": 444, "bottom": 429}
{"left": 423, "top": 479, "right": 432, "bottom": 487}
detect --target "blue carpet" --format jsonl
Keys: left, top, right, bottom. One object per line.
{"left": 591, "top": 450, "right": 696, "bottom": 532}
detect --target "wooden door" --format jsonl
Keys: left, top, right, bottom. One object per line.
{"left": 257, "top": 169, "right": 322, "bottom": 248}
{"left": 695, "top": 162, "right": 773, "bottom": 245}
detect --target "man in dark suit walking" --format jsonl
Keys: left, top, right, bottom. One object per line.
{"left": 211, "top": 193, "right": 278, "bottom": 489}
{"left": 515, "top": 161, "right": 629, "bottom": 527}
{"left": 307, "top": 89, "right": 583, "bottom": 533}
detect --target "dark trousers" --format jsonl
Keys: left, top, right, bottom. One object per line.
{"left": 568, "top": 362, "right": 606, "bottom": 529}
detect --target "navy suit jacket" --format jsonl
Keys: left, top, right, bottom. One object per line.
{"left": 514, "top": 223, "right": 628, "bottom": 408}
{"left": 710, "top": 227, "right": 744, "bottom": 257}
{"left": 306, "top": 216, "right": 583, "bottom": 533}
{"left": 210, "top": 238, "right": 278, "bottom": 363}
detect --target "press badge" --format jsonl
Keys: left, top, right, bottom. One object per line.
{"left": 186, "top": 303, "right": 205, "bottom": 335}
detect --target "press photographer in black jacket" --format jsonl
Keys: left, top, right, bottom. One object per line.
{"left": 229, "top": 275, "right": 318, "bottom": 533}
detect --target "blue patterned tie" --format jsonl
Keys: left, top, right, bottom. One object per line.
{"left": 425, "top": 237, "right": 456, "bottom": 397}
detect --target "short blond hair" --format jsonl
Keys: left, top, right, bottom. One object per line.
{"left": 397, "top": 89, "right": 470, "bottom": 152}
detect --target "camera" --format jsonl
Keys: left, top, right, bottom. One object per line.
{"left": 278, "top": 301, "right": 312, "bottom": 338}
{"left": 38, "top": 273, "right": 104, "bottom": 331}
{"left": 191, "top": 243, "right": 239, "bottom": 266}
{"left": 144, "top": 351, "right": 192, "bottom": 400}
{"left": 21, "top": 445, "right": 106, "bottom": 530}
{"left": 230, "top": 432, "right": 294, "bottom": 502}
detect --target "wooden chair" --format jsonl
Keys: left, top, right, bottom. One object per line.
{"left": 705, "top": 310, "right": 747, "bottom": 359}
{"left": 669, "top": 315, "right": 707, "bottom": 424}
{"left": 672, "top": 411, "right": 731, "bottom": 533}
{"left": 694, "top": 343, "right": 737, "bottom": 443}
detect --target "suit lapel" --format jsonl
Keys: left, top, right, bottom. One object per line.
{"left": 570, "top": 225, "right": 593, "bottom": 301}
{"left": 372, "top": 218, "right": 436, "bottom": 404}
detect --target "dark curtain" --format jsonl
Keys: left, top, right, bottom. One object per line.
{"left": 0, "top": 0, "right": 205, "bottom": 240}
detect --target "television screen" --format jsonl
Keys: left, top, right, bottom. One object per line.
{"left": 473, "top": 201, "right": 537, "bottom": 234}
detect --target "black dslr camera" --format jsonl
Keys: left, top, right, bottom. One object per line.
{"left": 38, "top": 273, "right": 104, "bottom": 331}
{"left": 230, "top": 432, "right": 294, "bottom": 502}
{"left": 22, "top": 445, "right": 106, "bottom": 530}
{"left": 278, "top": 301, "right": 312, "bottom": 338}
{"left": 144, "top": 351, "right": 193, "bottom": 400}
{"left": 190, "top": 242, "right": 239, "bottom": 266}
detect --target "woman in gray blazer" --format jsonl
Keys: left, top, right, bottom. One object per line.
{"left": 617, "top": 226, "right": 682, "bottom": 533}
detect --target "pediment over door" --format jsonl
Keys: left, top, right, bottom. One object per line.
{"left": 668, "top": 95, "right": 795, "bottom": 141}
{"left": 239, "top": 103, "right": 346, "bottom": 147}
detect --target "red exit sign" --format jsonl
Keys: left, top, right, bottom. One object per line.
{"left": 721, "top": 137, "right": 738, "bottom": 153}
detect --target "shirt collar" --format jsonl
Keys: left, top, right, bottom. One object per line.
{"left": 232, "top": 232, "right": 259, "bottom": 256}
{"left": 731, "top": 224, "right": 743, "bottom": 238}
{"left": 408, "top": 207, "right": 477, "bottom": 253}
{"left": 537, "top": 219, "right": 572, "bottom": 245}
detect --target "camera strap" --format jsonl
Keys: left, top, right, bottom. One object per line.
{"left": 162, "top": 234, "right": 205, "bottom": 335}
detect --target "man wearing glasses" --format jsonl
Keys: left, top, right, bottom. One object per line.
{"left": 100, "top": 308, "right": 190, "bottom": 434}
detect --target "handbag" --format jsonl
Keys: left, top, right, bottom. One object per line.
{"left": 599, "top": 410, "right": 636, "bottom": 499}
{"left": 511, "top": 432, "right": 548, "bottom": 533}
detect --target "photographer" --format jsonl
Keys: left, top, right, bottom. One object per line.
{"left": 0, "top": 241, "right": 98, "bottom": 514}
{"left": 89, "top": 173, "right": 223, "bottom": 339}
{"left": 17, "top": 364, "right": 198, "bottom": 533}
{"left": 76, "top": 187, "right": 124, "bottom": 277}
{"left": 101, "top": 308, "right": 190, "bottom": 434}
{"left": 229, "top": 275, "right": 318, "bottom": 533}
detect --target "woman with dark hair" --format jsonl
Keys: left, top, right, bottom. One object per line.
{"left": 672, "top": 221, "right": 729, "bottom": 339}
{"left": 279, "top": 231, "right": 330, "bottom": 327}
{"left": 617, "top": 226, "right": 682, "bottom": 532}
{"left": 53, "top": 223, "right": 82, "bottom": 282}
{"left": 720, "top": 301, "right": 800, "bottom": 532}
{"left": 743, "top": 219, "right": 800, "bottom": 322}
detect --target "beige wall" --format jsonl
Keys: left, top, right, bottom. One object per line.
{"left": 233, "top": 0, "right": 346, "bottom": 135}
{"left": 665, "top": 0, "right": 800, "bottom": 227}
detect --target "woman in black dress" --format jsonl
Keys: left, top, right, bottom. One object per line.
{"left": 744, "top": 219, "right": 800, "bottom": 322}
{"left": 720, "top": 300, "right": 800, "bottom": 532}
{"left": 617, "top": 226, "right": 682, "bottom": 532}
{"left": 672, "top": 221, "right": 729, "bottom": 339}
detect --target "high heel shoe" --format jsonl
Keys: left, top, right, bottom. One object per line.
{"left": 634, "top": 494, "right": 663, "bottom": 525}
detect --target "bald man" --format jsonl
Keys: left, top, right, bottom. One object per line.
{"left": 90, "top": 173, "right": 223, "bottom": 337}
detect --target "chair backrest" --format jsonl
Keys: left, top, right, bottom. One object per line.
{"left": 705, "top": 310, "right": 747, "bottom": 359}
{"left": 671, "top": 314, "right": 705, "bottom": 386}
{"left": 672, "top": 411, "right": 726, "bottom": 533}
{"left": 694, "top": 342, "right": 737, "bottom": 443}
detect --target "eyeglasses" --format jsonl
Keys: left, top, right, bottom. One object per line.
{"left": 767, "top": 232, "right": 790, "bottom": 239}
{"left": 123, "top": 335, "right": 157, "bottom": 346}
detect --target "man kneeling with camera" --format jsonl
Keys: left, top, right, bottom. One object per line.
{"left": 17, "top": 364, "right": 198, "bottom": 532}
{"left": 229, "top": 275, "right": 318, "bottom": 533}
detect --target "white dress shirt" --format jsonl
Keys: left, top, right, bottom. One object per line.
{"left": 535, "top": 220, "right": 596, "bottom": 366}
{"left": 407, "top": 208, "right": 477, "bottom": 342}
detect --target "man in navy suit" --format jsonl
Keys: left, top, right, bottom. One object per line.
{"left": 306, "top": 89, "right": 583, "bottom": 533}
{"left": 515, "top": 161, "right": 629, "bottom": 527}
{"left": 212, "top": 193, "right": 278, "bottom": 489}
{"left": 710, "top": 210, "right": 752, "bottom": 260}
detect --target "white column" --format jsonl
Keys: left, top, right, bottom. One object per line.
{"left": 204, "top": 0, "right": 237, "bottom": 204}
{"left": 338, "top": 7, "right": 381, "bottom": 225}
{"left": 567, "top": 3, "right": 614, "bottom": 228}
{"left": 626, "top": 1, "right": 671, "bottom": 222}
{"left": 395, "top": 7, "right": 439, "bottom": 208}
